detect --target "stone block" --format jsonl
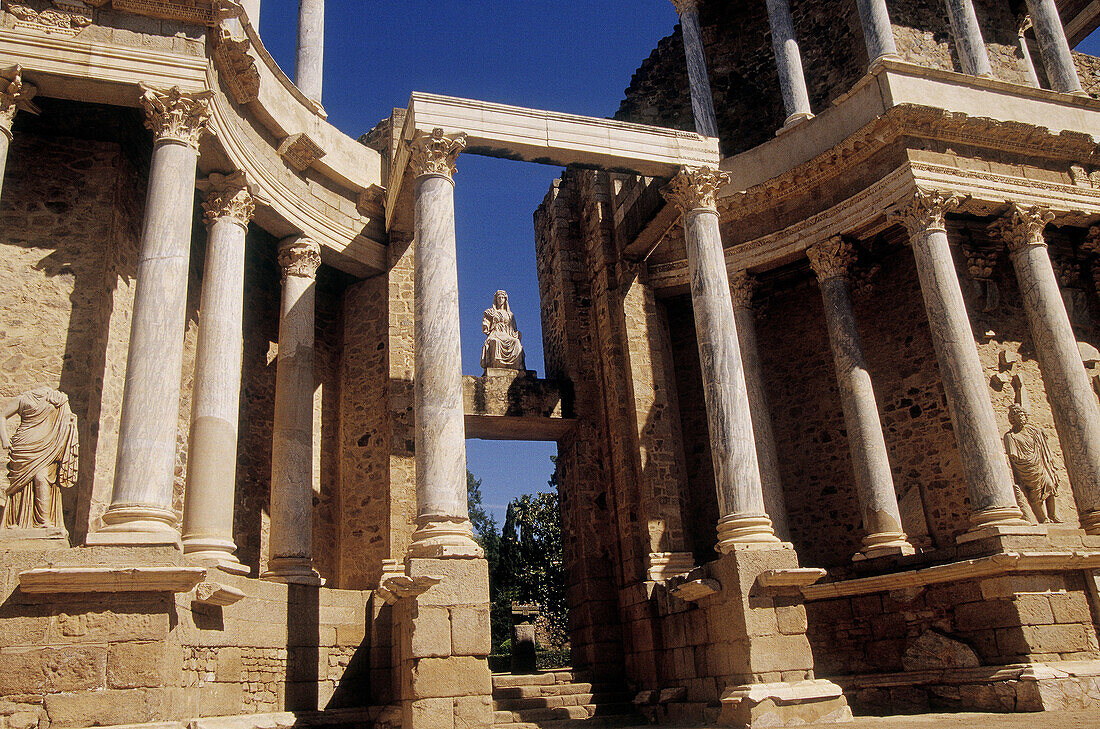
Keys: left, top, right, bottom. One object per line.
{"left": 215, "top": 647, "right": 243, "bottom": 682}
{"left": 1049, "top": 591, "right": 1093, "bottom": 624}
{"left": 0, "top": 616, "right": 48, "bottom": 648}
{"left": 749, "top": 634, "right": 813, "bottom": 673}
{"left": 1012, "top": 594, "right": 1055, "bottom": 626}
{"left": 49, "top": 609, "right": 170, "bottom": 643}
{"left": 408, "top": 606, "right": 451, "bottom": 659}
{"left": 775, "top": 605, "right": 807, "bottom": 636}
{"left": 980, "top": 574, "right": 1066, "bottom": 599}
{"left": 406, "top": 697, "right": 454, "bottom": 729}
{"left": 1020, "top": 623, "right": 1097, "bottom": 653}
{"left": 407, "top": 559, "right": 489, "bottom": 607}
{"left": 0, "top": 646, "right": 106, "bottom": 695}
{"left": 955, "top": 599, "right": 1020, "bottom": 630}
{"left": 336, "top": 623, "right": 366, "bottom": 646}
{"left": 410, "top": 656, "right": 491, "bottom": 699}
{"left": 43, "top": 689, "right": 153, "bottom": 728}
{"left": 108, "top": 641, "right": 164, "bottom": 689}
{"left": 449, "top": 607, "right": 490, "bottom": 657}
{"left": 453, "top": 694, "right": 493, "bottom": 729}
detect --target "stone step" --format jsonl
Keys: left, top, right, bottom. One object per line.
{"left": 494, "top": 691, "right": 633, "bottom": 711}
{"left": 492, "top": 716, "right": 641, "bottom": 729}
{"left": 499, "top": 702, "right": 638, "bottom": 724}
{"left": 492, "top": 670, "right": 593, "bottom": 689}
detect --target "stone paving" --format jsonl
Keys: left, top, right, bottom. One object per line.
{"left": 648, "top": 711, "right": 1100, "bottom": 728}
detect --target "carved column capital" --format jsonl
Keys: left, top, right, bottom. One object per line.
{"left": 662, "top": 166, "right": 731, "bottom": 214}
{"left": 0, "top": 65, "right": 37, "bottom": 139}
{"left": 1018, "top": 13, "right": 1033, "bottom": 36}
{"left": 406, "top": 128, "right": 467, "bottom": 181}
{"left": 140, "top": 85, "right": 214, "bottom": 150}
{"left": 670, "top": 0, "right": 699, "bottom": 14}
{"left": 729, "top": 270, "right": 757, "bottom": 310}
{"left": 807, "top": 237, "right": 854, "bottom": 281}
{"left": 993, "top": 204, "right": 1055, "bottom": 253}
{"left": 278, "top": 236, "right": 321, "bottom": 281}
{"left": 894, "top": 189, "right": 963, "bottom": 238}
{"left": 198, "top": 171, "right": 255, "bottom": 228}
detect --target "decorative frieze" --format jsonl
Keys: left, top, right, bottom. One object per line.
{"left": 277, "top": 236, "right": 321, "bottom": 281}
{"left": 213, "top": 27, "right": 259, "bottom": 105}
{"left": 0, "top": 64, "right": 37, "bottom": 137}
{"left": 894, "top": 189, "right": 963, "bottom": 237}
{"left": 806, "top": 236, "right": 854, "bottom": 281}
{"left": 662, "top": 166, "right": 730, "bottom": 213}
{"left": 277, "top": 132, "right": 325, "bottom": 173}
{"left": 198, "top": 170, "right": 254, "bottom": 227}
{"left": 86, "top": 0, "right": 242, "bottom": 26}
{"left": 140, "top": 84, "right": 213, "bottom": 150}
{"left": 405, "top": 127, "right": 467, "bottom": 181}
{"left": 3, "top": 0, "right": 92, "bottom": 36}
{"left": 992, "top": 204, "right": 1056, "bottom": 252}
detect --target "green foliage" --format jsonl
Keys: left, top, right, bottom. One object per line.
{"left": 467, "top": 470, "right": 500, "bottom": 569}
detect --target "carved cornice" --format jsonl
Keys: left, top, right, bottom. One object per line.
{"left": 198, "top": 171, "right": 254, "bottom": 227}
{"left": 893, "top": 189, "right": 963, "bottom": 238}
{"left": 992, "top": 204, "right": 1055, "bottom": 253}
{"left": 213, "top": 27, "right": 259, "bottom": 105}
{"left": 3, "top": 1, "right": 92, "bottom": 36}
{"left": 0, "top": 64, "right": 37, "bottom": 137}
{"left": 806, "top": 237, "right": 854, "bottom": 281}
{"left": 669, "top": 0, "right": 699, "bottom": 14}
{"left": 277, "top": 132, "right": 325, "bottom": 173}
{"left": 88, "top": 0, "right": 242, "bottom": 26}
{"left": 140, "top": 84, "right": 212, "bottom": 150}
{"left": 278, "top": 236, "right": 321, "bottom": 281}
{"left": 662, "top": 166, "right": 730, "bottom": 213}
{"left": 405, "top": 127, "right": 467, "bottom": 181}
{"left": 729, "top": 270, "right": 757, "bottom": 310}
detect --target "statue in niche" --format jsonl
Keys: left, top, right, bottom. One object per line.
{"left": 0, "top": 387, "right": 79, "bottom": 535}
{"left": 481, "top": 290, "right": 526, "bottom": 371}
{"left": 1004, "top": 403, "right": 1062, "bottom": 524}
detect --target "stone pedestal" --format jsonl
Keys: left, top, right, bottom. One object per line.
{"left": 764, "top": 0, "right": 813, "bottom": 128}
{"left": 296, "top": 0, "right": 324, "bottom": 102}
{"left": 854, "top": 0, "right": 899, "bottom": 67}
{"left": 945, "top": 0, "right": 993, "bottom": 77}
{"left": 671, "top": 0, "right": 719, "bottom": 138}
{"left": 1024, "top": 0, "right": 1084, "bottom": 94}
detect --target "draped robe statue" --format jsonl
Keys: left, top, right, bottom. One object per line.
{"left": 1004, "top": 404, "right": 1061, "bottom": 524}
{"left": 0, "top": 387, "right": 79, "bottom": 533}
{"left": 481, "top": 290, "right": 526, "bottom": 371}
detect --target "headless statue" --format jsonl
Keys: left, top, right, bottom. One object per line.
{"left": 1004, "top": 403, "right": 1061, "bottom": 524}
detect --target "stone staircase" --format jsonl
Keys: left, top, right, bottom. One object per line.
{"left": 492, "top": 669, "right": 642, "bottom": 728}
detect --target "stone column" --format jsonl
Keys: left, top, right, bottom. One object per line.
{"left": 897, "top": 191, "right": 1027, "bottom": 535}
{"left": 1018, "top": 16, "right": 1043, "bottom": 88}
{"left": 764, "top": 0, "right": 814, "bottom": 128}
{"left": 406, "top": 128, "right": 482, "bottom": 559}
{"left": 663, "top": 168, "right": 779, "bottom": 551}
{"left": 1024, "top": 0, "right": 1084, "bottom": 94}
{"left": 180, "top": 172, "right": 254, "bottom": 574}
{"left": 807, "top": 239, "right": 915, "bottom": 559}
{"left": 945, "top": 0, "right": 994, "bottom": 77}
{"left": 262, "top": 237, "right": 322, "bottom": 584}
{"left": 88, "top": 86, "right": 213, "bottom": 547}
{"left": 241, "top": 0, "right": 260, "bottom": 30}
{"left": 0, "top": 66, "right": 35, "bottom": 204}
{"left": 296, "top": 0, "right": 324, "bottom": 102}
{"left": 729, "top": 272, "right": 790, "bottom": 540}
{"left": 670, "top": 0, "right": 719, "bottom": 137}
{"left": 996, "top": 206, "right": 1100, "bottom": 534}
{"left": 854, "top": 0, "right": 899, "bottom": 67}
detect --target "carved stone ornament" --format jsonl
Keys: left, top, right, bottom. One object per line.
{"left": 140, "top": 85, "right": 213, "bottom": 150}
{"left": 3, "top": 1, "right": 92, "bottom": 36}
{"left": 669, "top": 0, "right": 699, "bottom": 14}
{"left": 893, "top": 189, "right": 963, "bottom": 238}
{"left": 1018, "top": 13, "right": 1033, "bottom": 36}
{"left": 729, "top": 270, "right": 757, "bottom": 310}
{"left": 0, "top": 65, "right": 38, "bottom": 137}
{"left": 277, "top": 132, "right": 325, "bottom": 173}
{"left": 213, "top": 27, "right": 259, "bottom": 105}
{"left": 91, "top": 0, "right": 242, "bottom": 26}
{"left": 992, "top": 204, "right": 1055, "bottom": 253}
{"left": 277, "top": 237, "right": 321, "bottom": 281}
{"left": 377, "top": 573, "right": 443, "bottom": 605}
{"left": 806, "top": 237, "right": 854, "bottom": 281}
{"left": 406, "top": 127, "right": 467, "bottom": 180}
{"left": 198, "top": 170, "right": 254, "bottom": 227}
{"left": 661, "top": 166, "right": 731, "bottom": 213}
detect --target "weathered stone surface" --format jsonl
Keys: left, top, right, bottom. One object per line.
{"left": 901, "top": 630, "right": 980, "bottom": 671}
{"left": 0, "top": 646, "right": 106, "bottom": 695}
{"left": 107, "top": 641, "right": 164, "bottom": 689}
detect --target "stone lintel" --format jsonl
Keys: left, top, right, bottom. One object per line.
{"left": 19, "top": 565, "right": 206, "bottom": 593}
{"left": 462, "top": 372, "right": 574, "bottom": 441}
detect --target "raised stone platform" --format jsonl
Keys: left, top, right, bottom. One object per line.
{"left": 463, "top": 369, "right": 575, "bottom": 441}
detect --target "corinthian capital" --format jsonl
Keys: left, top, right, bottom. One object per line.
{"left": 807, "top": 237, "right": 854, "bottom": 281}
{"left": 198, "top": 171, "right": 255, "bottom": 227}
{"left": 893, "top": 189, "right": 963, "bottom": 238}
{"left": 278, "top": 236, "right": 321, "bottom": 281}
{"left": 140, "top": 85, "right": 214, "bottom": 150}
{"left": 993, "top": 204, "right": 1055, "bottom": 253}
{"left": 0, "top": 65, "right": 38, "bottom": 138}
{"left": 662, "top": 166, "right": 730, "bottom": 213}
{"left": 729, "top": 270, "right": 757, "bottom": 310}
{"left": 670, "top": 0, "right": 699, "bottom": 14}
{"left": 406, "top": 128, "right": 467, "bottom": 181}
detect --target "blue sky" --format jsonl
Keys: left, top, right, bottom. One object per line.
{"left": 256, "top": 1, "right": 678, "bottom": 521}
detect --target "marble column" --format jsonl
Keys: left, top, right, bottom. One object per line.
{"left": 764, "top": 0, "right": 814, "bottom": 128}
{"left": 1018, "top": 16, "right": 1043, "bottom": 88}
{"left": 807, "top": 238, "right": 915, "bottom": 559}
{"left": 945, "top": 0, "right": 994, "bottom": 78}
{"left": 1024, "top": 0, "right": 1084, "bottom": 94}
{"left": 405, "top": 128, "right": 482, "bottom": 559}
{"left": 670, "top": 0, "right": 719, "bottom": 138}
{"left": 855, "top": 0, "right": 899, "bottom": 68}
{"left": 181, "top": 172, "right": 254, "bottom": 574}
{"left": 663, "top": 168, "right": 779, "bottom": 551}
{"left": 262, "top": 237, "right": 322, "bottom": 584}
{"left": 897, "top": 191, "right": 1027, "bottom": 534}
{"left": 0, "top": 66, "right": 36, "bottom": 206}
{"left": 89, "top": 86, "right": 213, "bottom": 547}
{"left": 241, "top": 0, "right": 260, "bottom": 30}
{"left": 996, "top": 206, "right": 1100, "bottom": 534}
{"left": 296, "top": 0, "right": 324, "bottom": 102}
{"left": 730, "top": 272, "right": 790, "bottom": 540}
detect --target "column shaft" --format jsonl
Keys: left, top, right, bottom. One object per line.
{"left": 899, "top": 193, "right": 1026, "bottom": 533}
{"left": 296, "top": 0, "right": 324, "bottom": 102}
{"left": 855, "top": 0, "right": 899, "bottom": 67}
{"left": 1018, "top": 17, "right": 1042, "bottom": 88}
{"left": 1024, "top": 0, "right": 1084, "bottom": 93}
{"left": 672, "top": 1, "right": 719, "bottom": 137}
{"left": 1000, "top": 207, "right": 1100, "bottom": 533}
{"left": 264, "top": 238, "right": 321, "bottom": 584}
{"left": 945, "top": 0, "right": 994, "bottom": 77}
{"left": 0, "top": 66, "right": 35, "bottom": 205}
{"left": 764, "top": 0, "right": 813, "bottom": 127}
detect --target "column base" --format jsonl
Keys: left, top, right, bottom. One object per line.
{"left": 958, "top": 506, "right": 1036, "bottom": 543}
{"left": 854, "top": 531, "right": 916, "bottom": 561}
{"left": 261, "top": 556, "right": 321, "bottom": 585}
{"left": 85, "top": 504, "right": 181, "bottom": 549}
{"left": 777, "top": 112, "right": 814, "bottom": 134}
{"left": 409, "top": 517, "right": 484, "bottom": 559}
{"left": 719, "top": 680, "right": 852, "bottom": 727}
{"left": 182, "top": 536, "right": 250, "bottom": 576}
{"left": 1080, "top": 509, "right": 1100, "bottom": 536}
{"left": 716, "top": 512, "right": 781, "bottom": 554}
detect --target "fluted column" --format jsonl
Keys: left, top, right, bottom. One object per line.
{"left": 897, "top": 191, "right": 1027, "bottom": 535}
{"left": 263, "top": 237, "right": 322, "bottom": 584}
{"left": 0, "top": 66, "right": 35, "bottom": 204}
{"left": 406, "top": 128, "right": 482, "bottom": 559}
{"left": 808, "top": 238, "right": 915, "bottom": 559}
{"left": 764, "top": 0, "right": 814, "bottom": 128}
{"left": 996, "top": 206, "right": 1100, "bottom": 534}
{"left": 663, "top": 168, "right": 779, "bottom": 551}
{"left": 855, "top": 0, "right": 899, "bottom": 68}
{"left": 1018, "top": 16, "right": 1042, "bottom": 88}
{"left": 181, "top": 172, "right": 254, "bottom": 574}
{"left": 729, "top": 272, "right": 790, "bottom": 540}
{"left": 89, "top": 86, "right": 213, "bottom": 547}
{"left": 670, "top": 0, "right": 719, "bottom": 137}
{"left": 945, "top": 0, "right": 994, "bottom": 77}
{"left": 1024, "top": 0, "right": 1084, "bottom": 94}
{"left": 296, "top": 0, "right": 324, "bottom": 102}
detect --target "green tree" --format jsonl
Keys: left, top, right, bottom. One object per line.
{"left": 467, "top": 469, "right": 499, "bottom": 569}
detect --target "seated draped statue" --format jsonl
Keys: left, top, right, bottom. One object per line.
{"left": 481, "top": 290, "right": 526, "bottom": 371}
{"left": 0, "top": 387, "right": 79, "bottom": 533}
{"left": 1004, "top": 404, "right": 1061, "bottom": 524}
